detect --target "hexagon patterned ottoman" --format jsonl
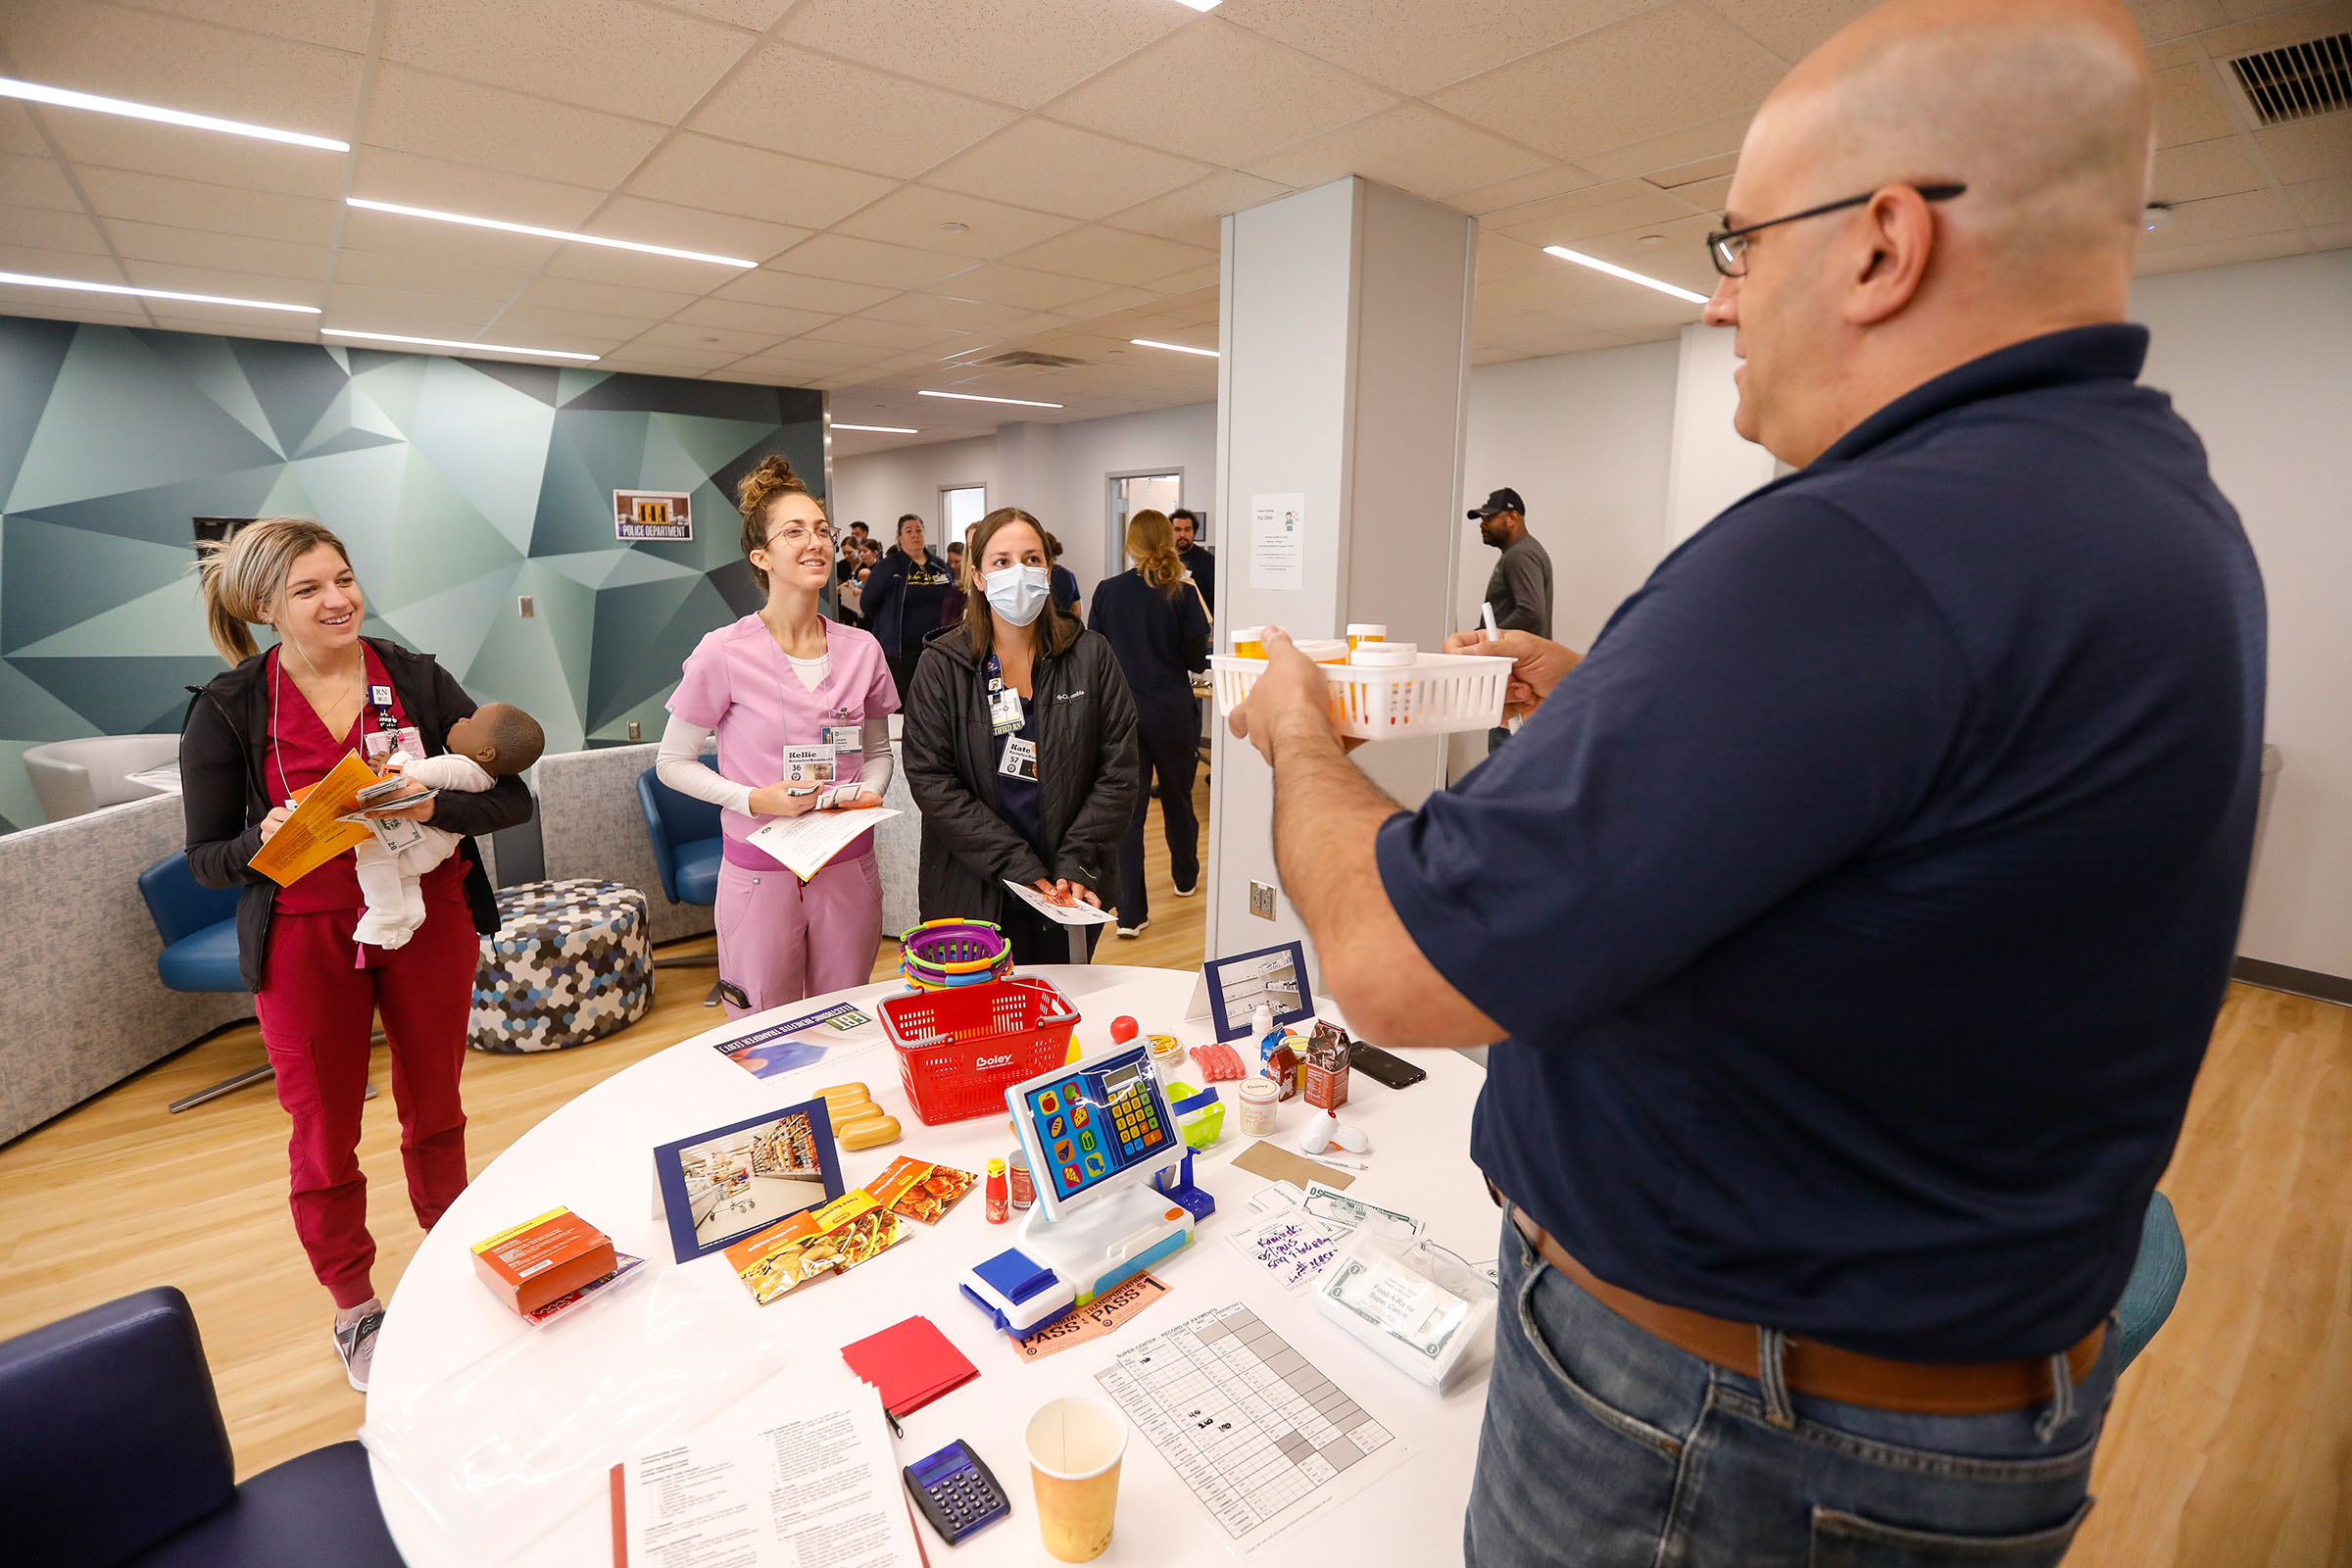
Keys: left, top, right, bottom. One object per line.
{"left": 470, "top": 878, "right": 653, "bottom": 1054}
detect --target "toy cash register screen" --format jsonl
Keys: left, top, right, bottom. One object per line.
{"left": 1022, "top": 1047, "right": 1175, "bottom": 1203}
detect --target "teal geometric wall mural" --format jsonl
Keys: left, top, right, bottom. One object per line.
{"left": 0, "top": 314, "right": 823, "bottom": 832}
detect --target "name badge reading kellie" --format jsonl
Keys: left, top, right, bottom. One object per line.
{"left": 989, "top": 685, "right": 1023, "bottom": 735}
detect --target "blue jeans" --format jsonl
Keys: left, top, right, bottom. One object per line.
{"left": 1466, "top": 1213, "right": 2115, "bottom": 1567}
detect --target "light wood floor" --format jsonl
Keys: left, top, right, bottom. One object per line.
{"left": 0, "top": 777, "right": 2345, "bottom": 1568}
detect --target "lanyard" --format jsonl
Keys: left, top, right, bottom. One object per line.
{"left": 270, "top": 647, "right": 395, "bottom": 804}
{"left": 985, "top": 653, "right": 1026, "bottom": 736}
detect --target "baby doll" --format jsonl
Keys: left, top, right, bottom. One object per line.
{"left": 351, "top": 702, "right": 544, "bottom": 950}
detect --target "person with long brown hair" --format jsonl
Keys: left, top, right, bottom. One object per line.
{"left": 180, "top": 516, "right": 532, "bottom": 1392}
{"left": 1087, "top": 509, "right": 1209, "bottom": 937}
{"left": 657, "top": 455, "right": 897, "bottom": 1014}
{"left": 901, "top": 507, "right": 1138, "bottom": 965}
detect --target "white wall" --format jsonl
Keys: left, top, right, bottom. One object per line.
{"left": 830, "top": 406, "right": 1216, "bottom": 596}
{"left": 1664, "top": 322, "right": 1779, "bottom": 549}
{"left": 2132, "top": 250, "right": 2352, "bottom": 980}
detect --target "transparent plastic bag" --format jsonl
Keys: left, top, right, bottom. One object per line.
{"left": 1313, "top": 1231, "right": 1498, "bottom": 1392}
{"left": 360, "top": 1268, "right": 792, "bottom": 1565}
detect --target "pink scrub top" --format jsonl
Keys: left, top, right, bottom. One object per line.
{"left": 668, "top": 614, "right": 901, "bottom": 871}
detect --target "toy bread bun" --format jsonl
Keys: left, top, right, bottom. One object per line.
{"left": 836, "top": 1113, "right": 902, "bottom": 1151}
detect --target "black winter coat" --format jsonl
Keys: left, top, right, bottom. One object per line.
{"left": 901, "top": 622, "right": 1140, "bottom": 926}
{"left": 179, "top": 637, "right": 534, "bottom": 991}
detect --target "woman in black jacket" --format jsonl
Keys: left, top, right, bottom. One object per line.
{"left": 903, "top": 507, "right": 1139, "bottom": 965}
{"left": 1088, "top": 509, "right": 1210, "bottom": 939}
{"left": 861, "top": 513, "right": 953, "bottom": 698}
{"left": 181, "top": 516, "right": 531, "bottom": 1392}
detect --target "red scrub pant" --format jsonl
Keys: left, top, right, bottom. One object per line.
{"left": 254, "top": 879, "right": 478, "bottom": 1310}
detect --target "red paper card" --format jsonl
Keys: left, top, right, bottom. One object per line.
{"left": 840, "top": 1314, "right": 979, "bottom": 1418}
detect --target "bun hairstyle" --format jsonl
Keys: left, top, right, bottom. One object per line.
{"left": 192, "top": 515, "right": 353, "bottom": 665}
{"left": 736, "top": 453, "right": 819, "bottom": 589}
{"left": 1126, "top": 509, "right": 1185, "bottom": 596}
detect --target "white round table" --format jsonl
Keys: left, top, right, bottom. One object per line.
{"left": 366, "top": 964, "right": 1500, "bottom": 1566}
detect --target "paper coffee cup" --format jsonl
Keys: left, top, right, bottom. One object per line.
{"left": 1025, "top": 1395, "right": 1128, "bottom": 1562}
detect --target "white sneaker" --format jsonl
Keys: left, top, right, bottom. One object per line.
{"left": 1172, "top": 878, "right": 1200, "bottom": 898}
{"left": 1116, "top": 919, "right": 1149, "bottom": 939}
{"left": 332, "top": 1305, "right": 385, "bottom": 1393}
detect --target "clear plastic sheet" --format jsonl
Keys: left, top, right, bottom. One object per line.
{"left": 359, "top": 1269, "right": 792, "bottom": 1565}
{"left": 1313, "top": 1231, "right": 1498, "bottom": 1392}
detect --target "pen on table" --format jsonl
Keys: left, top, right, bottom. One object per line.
{"left": 1480, "top": 602, "right": 1499, "bottom": 643}
{"left": 1303, "top": 1155, "right": 1370, "bottom": 1172}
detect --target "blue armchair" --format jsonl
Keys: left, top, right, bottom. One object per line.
{"left": 636, "top": 768, "right": 724, "bottom": 1004}
{"left": 140, "top": 852, "right": 270, "bottom": 1114}
{"left": 0, "top": 1287, "right": 405, "bottom": 1567}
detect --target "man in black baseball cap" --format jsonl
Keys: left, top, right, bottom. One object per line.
{"left": 1468, "top": 488, "right": 1551, "bottom": 753}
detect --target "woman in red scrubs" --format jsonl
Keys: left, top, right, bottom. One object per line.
{"left": 181, "top": 516, "right": 531, "bottom": 1392}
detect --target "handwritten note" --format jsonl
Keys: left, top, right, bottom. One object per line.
{"left": 1227, "top": 1206, "right": 1346, "bottom": 1291}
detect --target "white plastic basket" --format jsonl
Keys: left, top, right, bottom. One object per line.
{"left": 1210, "top": 651, "right": 1512, "bottom": 740}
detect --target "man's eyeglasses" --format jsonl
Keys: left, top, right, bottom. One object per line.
{"left": 1707, "top": 182, "right": 1966, "bottom": 277}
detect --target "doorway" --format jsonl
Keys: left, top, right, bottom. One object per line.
{"left": 1107, "top": 471, "right": 1182, "bottom": 579}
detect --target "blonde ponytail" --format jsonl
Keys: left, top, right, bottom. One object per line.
{"left": 1126, "top": 509, "right": 1185, "bottom": 597}
{"left": 192, "top": 517, "right": 353, "bottom": 665}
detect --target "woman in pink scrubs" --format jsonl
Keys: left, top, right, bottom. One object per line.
{"left": 658, "top": 456, "right": 899, "bottom": 1015}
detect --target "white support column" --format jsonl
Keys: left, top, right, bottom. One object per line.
{"left": 1203, "top": 176, "right": 1477, "bottom": 983}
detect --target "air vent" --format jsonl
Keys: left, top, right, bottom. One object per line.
{"left": 2227, "top": 32, "right": 2349, "bottom": 126}
{"left": 971, "top": 350, "right": 1086, "bottom": 369}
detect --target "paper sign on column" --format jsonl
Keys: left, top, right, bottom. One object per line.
{"left": 746, "top": 806, "right": 900, "bottom": 879}
{"left": 1249, "top": 492, "right": 1305, "bottom": 592}
{"left": 610, "top": 1368, "right": 919, "bottom": 1568}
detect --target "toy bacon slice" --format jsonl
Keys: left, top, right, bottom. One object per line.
{"left": 1189, "top": 1043, "right": 1246, "bottom": 1082}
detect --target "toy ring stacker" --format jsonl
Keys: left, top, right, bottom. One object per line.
{"left": 899, "top": 918, "right": 1014, "bottom": 991}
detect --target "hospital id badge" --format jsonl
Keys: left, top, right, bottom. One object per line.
{"left": 999, "top": 736, "right": 1040, "bottom": 782}
{"left": 364, "top": 725, "right": 424, "bottom": 766}
{"left": 783, "top": 743, "right": 836, "bottom": 784}
{"left": 822, "top": 722, "right": 862, "bottom": 763}
{"left": 988, "top": 685, "right": 1023, "bottom": 735}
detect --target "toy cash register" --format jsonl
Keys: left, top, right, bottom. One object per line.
{"left": 960, "top": 1040, "right": 1210, "bottom": 1339}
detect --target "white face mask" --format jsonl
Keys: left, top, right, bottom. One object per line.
{"left": 984, "top": 564, "right": 1054, "bottom": 627}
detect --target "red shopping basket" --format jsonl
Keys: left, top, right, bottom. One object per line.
{"left": 881, "top": 975, "right": 1081, "bottom": 1125}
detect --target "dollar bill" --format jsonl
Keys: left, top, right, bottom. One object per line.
{"left": 1302, "top": 1181, "right": 1423, "bottom": 1239}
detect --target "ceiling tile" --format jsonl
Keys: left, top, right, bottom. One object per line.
{"left": 2152, "top": 135, "right": 2272, "bottom": 203}
{"left": 686, "top": 43, "right": 1019, "bottom": 178}
{"left": 602, "top": 344, "right": 748, "bottom": 373}
{"left": 625, "top": 318, "right": 788, "bottom": 355}
{"left": 1490, "top": 177, "right": 1705, "bottom": 243}
{"left": 513, "top": 275, "right": 704, "bottom": 317}
{"left": 121, "top": 259, "right": 322, "bottom": 303}
{"left": 584, "top": 194, "right": 810, "bottom": 265}
{"left": 1004, "top": 225, "right": 1215, "bottom": 286}
{"left": 73, "top": 165, "right": 339, "bottom": 243}
{"left": 2143, "top": 186, "right": 2300, "bottom": 248}
{"left": 1670, "top": 174, "right": 1733, "bottom": 213}
{"left": 2, "top": 2, "right": 361, "bottom": 139}
{"left": 712, "top": 268, "right": 900, "bottom": 314}
{"left": 939, "top": 262, "right": 1108, "bottom": 310}
{"left": 1650, "top": 151, "right": 1740, "bottom": 188}
{"left": 2285, "top": 175, "right": 2352, "bottom": 227}
{"left": 334, "top": 247, "right": 538, "bottom": 301}
{"left": 347, "top": 147, "right": 607, "bottom": 229}
{"left": 752, "top": 335, "right": 897, "bottom": 368}
{"left": 142, "top": 311, "right": 320, "bottom": 341}
{"left": 2306, "top": 220, "right": 2352, "bottom": 252}
{"left": 1449, "top": 162, "right": 1607, "bottom": 217}
{"left": 2151, "top": 63, "right": 2239, "bottom": 148}
{"left": 322, "top": 280, "right": 501, "bottom": 326}
{"left": 714, "top": 353, "right": 837, "bottom": 385}
{"left": 0, "top": 245, "right": 123, "bottom": 280}
{"left": 539, "top": 241, "right": 767, "bottom": 290}
{"left": 1220, "top": 0, "right": 1656, "bottom": 96}
{"left": 1575, "top": 110, "right": 1755, "bottom": 181}
{"left": 2126, "top": 0, "right": 2229, "bottom": 44}
{"left": 779, "top": 0, "right": 1185, "bottom": 110}
{"left": 380, "top": 0, "right": 753, "bottom": 122}
{"left": 1045, "top": 19, "right": 1398, "bottom": 168}
{"left": 2199, "top": 3, "right": 2352, "bottom": 59}
{"left": 0, "top": 151, "right": 78, "bottom": 213}
{"left": 798, "top": 316, "right": 964, "bottom": 351}
{"left": 767, "top": 233, "right": 975, "bottom": 289}
{"left": 860, "top": 292, "right": 1035, "bottom": 332}
{"left": 4, "top": 299, "right": 153, "bottom": 334}
{"left": 1240, "top": 103, "right": 1554, "bottom": 201}
{"left": 1144, "top": 263, "right": 1218, "bottom": 295}
{"left": 625, "top": 135, "right": 897, "bottom": 231}
{"left": 337, "top": 205, "right": 564, "bottom": 270}
{"left": 925, "top": 119, "right": 1209, "bottom": 220}
{"left": 362, "top": 64, "right": 666, "bottom": 188}
{"left": 103, "top": 219, "right": 329, "bottom": 278}
{"left": 0, "top": 103, "right": 47, "bottom": 158}
{"left": 833, "top": 184, "right": 1079, "bottom": 260}
{"left": 0, "top": 204, "right": 110, "bottom": 256}
{"left": 2133, "top": 226, "right": 2310, "bottom": 274}
{"left": 2255, "top": 118, "right": 2352, "bottom": 186}
{"left": 663, "top": 0, "right": 793, "bottom": 27}
{"left": 1102, "top": 171, "right": 1291, "bottom": 247}
{"left": 1431, "top": 5, "right": 1786, "bottom": 165}
{"left": 1693, "top": 0, "right": 1882, "bottom": 64}
{"left": 489, "top": 305, "right": 664, "bottom": 343}
{"left": 121, "top": 0, "right": 376, "bottom": 52}
{"left": 41, "top": 114, "right": 348, "bottom": 198}
{"left": 667, "top": 296, "right": 838, "bottom": 336}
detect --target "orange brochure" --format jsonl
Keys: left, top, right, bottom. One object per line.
{"left": 247, "top": 751, "right": 380, "bottom": 887}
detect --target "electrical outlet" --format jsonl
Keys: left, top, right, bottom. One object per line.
{"left": 626, "top": 720, "right": 642, "bottom": 742}
{"left": 1249, "top": 880, "right": 1276, "bottom": 920}
{"left": 517, "top": 595, "right": 534, "bottom": 617}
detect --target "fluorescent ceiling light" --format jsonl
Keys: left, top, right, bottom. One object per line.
{"left": 322, "top": 328, "right": 598, "bottom": 362}
{"left": 1173, "top": 0, "right": 1224, "bottom": 10}
{"left": 1131, "top": 337, "right": 1218, "bottom": 358}
{"left": 1543, "top": 245, "right": 1710, "bottom": 306}
{"left": 0, "top": 76, "right": 349, "bottom": 151}
{"left": 833, "top": 422, "right": 919, "bottom": 433}
{"left": 0, "top": 270, "right": 318, "bottom": 313}
{"left": 346, "top": 198, "right": 755, "bottom": 269}
{"left": 918, "top": 389, "right": 1064, "bottom": 409}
